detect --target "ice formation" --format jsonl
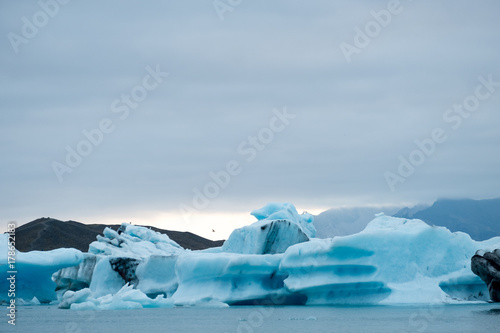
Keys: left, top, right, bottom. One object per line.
{"left": 2, "top": 203, "right": 500, "bottom": 309}
{"left": 0, "top": 233, "right": 84, "bottom": 303}
{"left": 53, "top": 222, "right": 184, "bottom": 300}
{"left": 222, "top": 202, "right": 315, "bottom": 254}
{"left": 281, "top": 214, "right": 499, "bottom": 304}
{"left": 171, "top": 252, "right": 296, "bottom": 306}
{"left": 471, "top": 249, "right": 500, "bottom": 301}
{"left": 58, "top": 284, "right": 175, "bottom": 310}
{"left": 88, "top": 223, "right": 183, "bottom": 258}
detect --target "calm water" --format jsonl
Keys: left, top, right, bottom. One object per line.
{"left": 2, "top": 303, "right": 500, "bottom": 333}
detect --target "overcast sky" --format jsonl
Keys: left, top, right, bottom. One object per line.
{"left": 1, "top": 0, "right": 499, "bottom": 239}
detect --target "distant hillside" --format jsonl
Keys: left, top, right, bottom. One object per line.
{"left": 394, "top": 198, "right": 500, "bottom": 241}
{"left": 313, "top": 206, "right": 402, "bottom": 238}
{"left": 14, "top": 218, "right": 224, "bottom": 252}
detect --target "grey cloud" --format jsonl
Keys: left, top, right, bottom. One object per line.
{"left": 1, "top": 0, "right": 499, "bottom": 227}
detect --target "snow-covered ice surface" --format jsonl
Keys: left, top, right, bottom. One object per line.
{"left": 2, "top": 203, "right": 500, "bottom": 309}
{"left": 88, "top": 223, "right": 183, "bottom": 258}
{"left": 2, "top": 303, "right": 500, "bottom": 333}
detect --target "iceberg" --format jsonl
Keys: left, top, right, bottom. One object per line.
{"left": 222, "top": 202, "right": 315, "bottom": 254}
{"left": 52, "top": 222, "right": 184, "bottom": 300}
{"left": 471, "top": 249, "right": 500, "bottom": 301}
{"left": 0, "top": 233, "right": 83, "bottom": 303}
{"left": 58, "top": 203, "right": 314, "bottom": 309}
{"left": 171, "top": 252, "right": 302, "bottom": 306}
{"left": 52, "top": 253, "right": 97, "bottom": 300}
{"left": 280, "top": 213, "right": 500, "bottom": 304}
{"left": 4, "top": 203, "right": 500, "bottom": 309}
{"left": 135, "top": 254, "right": 179, "bottom": 298}
{"left": 59, "top": 284, "right": 175, "bottom": 310}
{"left": 88, "top": 223, "right": 183, "bottom": 258}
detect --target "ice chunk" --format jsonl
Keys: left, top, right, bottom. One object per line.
{"left": 59, "top": 288, "right": 93, "bottom": 309}
{"left": 222, "top": 203, "right": 315, "bottom": 254}
{"left": 135, "top": 255, "right": 179, "bottom": 298}
{"left": 60, "top": 284, "right": 175, "bottom": 310}
{"left": 50, "top": 222, "right": 185, "bottom": 302}
{"left": 52, "top": 254, "right": 97, "bottom": 300}
{"left": 0, "top": 234, "right": 83, "bottom": 303}
{"left": 6, "top": 204, "right": 500, "bottom": 307}
{"left": 251, "top": 202, "right": 315, "bottom": 238}
{"left": 88, "top": 223, "right": 183, "bottom": 258}
{"left": 53, "top": 223, "right": 184, "bottom": 301}
{"left": 171, "top": 252, "right": 299, "bottom": 306}
{"left": 471, "top": 249, "right": 500, "bottom": 301}
{"left": 438, "top": 275, "right": 489, "bottom": 301}
{"left": 280, "top": 214, "right": 500, "bottom": 304}
{"left": 89, "top": 257, "right": 127, "bottom": 298}
{"left": 30, "top": 296, "right": 41, "bottom": 305}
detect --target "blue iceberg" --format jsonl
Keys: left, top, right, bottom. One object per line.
{"left": 2, "top": 203, "right": 500, "bottom": 309}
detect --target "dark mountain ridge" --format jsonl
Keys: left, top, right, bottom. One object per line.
{"left": 12, "top": 217, "right": 224, "bottom": 252}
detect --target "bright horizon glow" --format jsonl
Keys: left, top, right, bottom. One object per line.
{"left": 0, "top": 196, "right": 496, "bottom": 241}
{"left": 0, "top": 205, "right": 333, "bottom": 241}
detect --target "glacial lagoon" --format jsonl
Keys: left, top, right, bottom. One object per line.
{"left": 2, "top": 303, "right": 500, "bottom": 333}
